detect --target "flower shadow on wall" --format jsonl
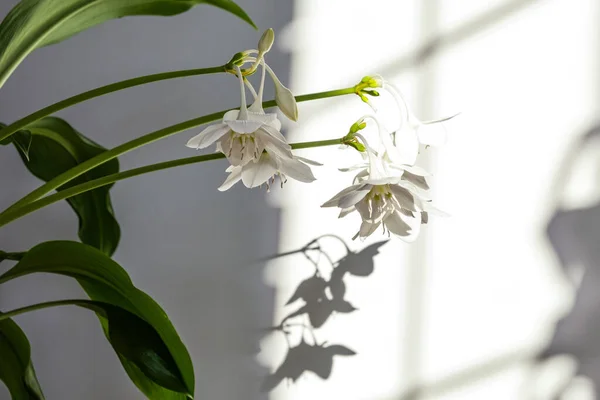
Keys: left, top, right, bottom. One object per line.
{"left": 533, "top": 124, "right": 600, "bottom": 399}
{"left": 259, "top": 236, "right": 389, "bottom": 392}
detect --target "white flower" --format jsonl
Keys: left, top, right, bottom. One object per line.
{"left": 187, "top": 64, "right": 291, "bottom": 167}
{"left": 322, "top": 133, "right": 444, "bottom": 241}
{"left": 361, "top": 75, "right": 458, "bottom": 158}
{"left": 187, "top": 58, "right": 316, "bottom": 190}
{"left": 219, "top": 153, "right": 319, "bottom": 191}
{"left": 344, "top": 115, "right": 421, "bottom": 176}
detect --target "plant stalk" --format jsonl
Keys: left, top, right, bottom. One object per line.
{"left": 3, "top": 88, "right": 355, "bottom": 214}
{"left": 0, "top": 138, "right": 343, "bottom": 228}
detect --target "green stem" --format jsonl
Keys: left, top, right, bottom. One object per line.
{"left": 0, "top": 138, "right": 343, "bottom": 228}
{"left": 290, "top": 138, "right": 342, "bottom": 149}
{"left": 0, "top": 66, "right": 226, "bottom": 143}
{"left": 0, "top": 299, "right": 99, "bottom": 321}
{"left": 0, "top": 251, "right": 25, "bottom": 261}
{"left": 3, "top": 87, "right": 355, "bottom": 214}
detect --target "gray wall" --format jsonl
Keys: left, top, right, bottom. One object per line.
{"left": 0, "top": 1, "right": 291, "bottom": 398}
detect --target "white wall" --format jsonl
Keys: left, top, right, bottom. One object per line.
{"left": 260, "top": 1, "right": 600, "bottom": 399}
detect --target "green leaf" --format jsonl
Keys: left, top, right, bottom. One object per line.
{"left": 0, "top": 0, "right": 256, "bottom": 88}
{"left": 11, "top": 131, "right": 32, "bottom": 161}
{"left": 9, "top": 117, "right": 121, "bottom": 256}
{"left": 97, "top": 303, "right": 189, "bottom": 395}
{"left": 0, "top": 317, "right": 45, "bottom": 400}
{"left": 0, "top": 241, "right": 195, "bottom": 399}
{"left": 50, "top": 300, "right": 188, "bottom": 395}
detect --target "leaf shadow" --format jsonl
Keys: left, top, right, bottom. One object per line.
{"left": 537, "top": 124, "right": 600, "bottom": 398}
{"left": 260, "top": 338, "right": 356, "bottom": 392}
{"left": 260, "top": 236, "right": 389, "bottom": 392}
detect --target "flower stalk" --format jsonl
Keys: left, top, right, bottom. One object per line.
{"left": 0, "top": 138, "right": 344, "bottom": 229}
{"left": 0, "top": 66, "right": 227, "bottom": 143}
{"left": 2, "top": 87, "right": 355, "bottom": 215}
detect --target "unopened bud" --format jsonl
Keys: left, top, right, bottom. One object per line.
{"left": 230, "top": 51, "right": 246, "bottom": 64}
{"left": 266, "top": 65, "right": 298, "bottom": 121}
{"left": 368, "top": 75, "right": 384, "bottom": 88}
{"left": 258, "top": 28, "right": 275, "bottom": 54}
{"left": 342, "top": 136, "right": 366, "bottom": 152}
{"left": 349, "top": 120, "right": 367, "bottom": 134}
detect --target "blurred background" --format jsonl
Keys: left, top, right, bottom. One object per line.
{"left": 1, "top": 0, "right": 600, "bottom": 399}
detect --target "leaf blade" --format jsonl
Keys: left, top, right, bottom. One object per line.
{"left": 4, "top": 117, "right": 121, "bottom": 256}
{"left": 0, "top": 0, "right": 256, "bottom": 87}
{"left": 0, "top": 317, "right": 45, "bottom": 400}
{"left": 0, "top": 241, "right": 194, "bottom": 399}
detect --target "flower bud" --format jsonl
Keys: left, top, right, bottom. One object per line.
{"left": 275, "top": 82, "right": 298, "bottom": 121}
{"left": 342, "top": 137, "right": 366, "bottom": 152}
{"left": 349, "top": 119, "right": 367, "bottom": 134}
{"left": 258, "top": 28, "right": 275, "bottom": 54}
{"left": 266, "top": 66, "right": 298, "bottom": 121}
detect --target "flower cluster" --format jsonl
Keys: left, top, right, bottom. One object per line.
{"left": 186, "top": 29, "right": 455, "bottom": 241}
{"left": 322, "top": 82, "right": 451, "bottom": 241}
{"left": 186, "top": 29, "right": 317, "bottom": 191}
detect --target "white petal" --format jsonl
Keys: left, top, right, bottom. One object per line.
{"left": 225, "top": 119, "right": 264, "bottom": 134}
{"left": 402, "top": 211, "right": 422, "bottom": 241}
{"left": 322, "top": 184, "right": 369, "bottom": 207}
{"left": 339, "top": 206, "right": 355, "bottom": 218}
{"left": 222, "top": 109, "right": 240, "bottom": 121}
{"left": 296, "top": 156, "right": 323, "bottom": 166}
{"left": 338, "top": 188, "right": 371, "bottom": 209}
{"left": 256, "top": 129, "right": 293, "bottom": 160}
{"left": 358, "top": 220, "right": 380, "bottom": 238}
{"left": 402, "top": 171, "right": 430, "bottom": 191}
{"left": 354, "top": 198, "right": 369, "bottom": 218}
{"left": 246, "top": 111, "right": 280, "bottom": 126}
{"left": 353, "top": 169, "right": 370, "bottom": 184}
{"left": 220, "top": 133, "right": 263, "bottom": 167}
{"left": 241, "top": 156, "right": 277, "bottom": 188}
{"left": 384, "top": 211, "right": 412, "bottom": 237}
{"left": 393, "top": 164, "right": 431, "bottom": 176}
{"left": 377, "top": 126, "right": 403, "bottom": 165}
{"left": 218, "top": 166, "right": 243, "bottom": 191}
{"left": 364, "top": 143, "right": 387, "bottom": 180}
{"left": 421, "top": 113, "right": 460, "bottom": 125}
{"left": 339, "top": 163, "right": 369, "bottom": 172}
{"left": 396, "top": 180, "right": 431, "bottom": 200}
{"left": 276, "top": 156, "right": 316, "bottom": 183}
{"left": 186, "top": 123, "right": 230, "bottom": 149}
{"left": 364, "top": 176, "right": 402, "bottom": 186}
{"left": 268, "top": 117, "right": 282, "bottom": 131}
{"left": 389, "top": 185, "right": 417, "bottom": 211}
{"left": 259, "top": 123, "right": 288, "bottom": 144}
